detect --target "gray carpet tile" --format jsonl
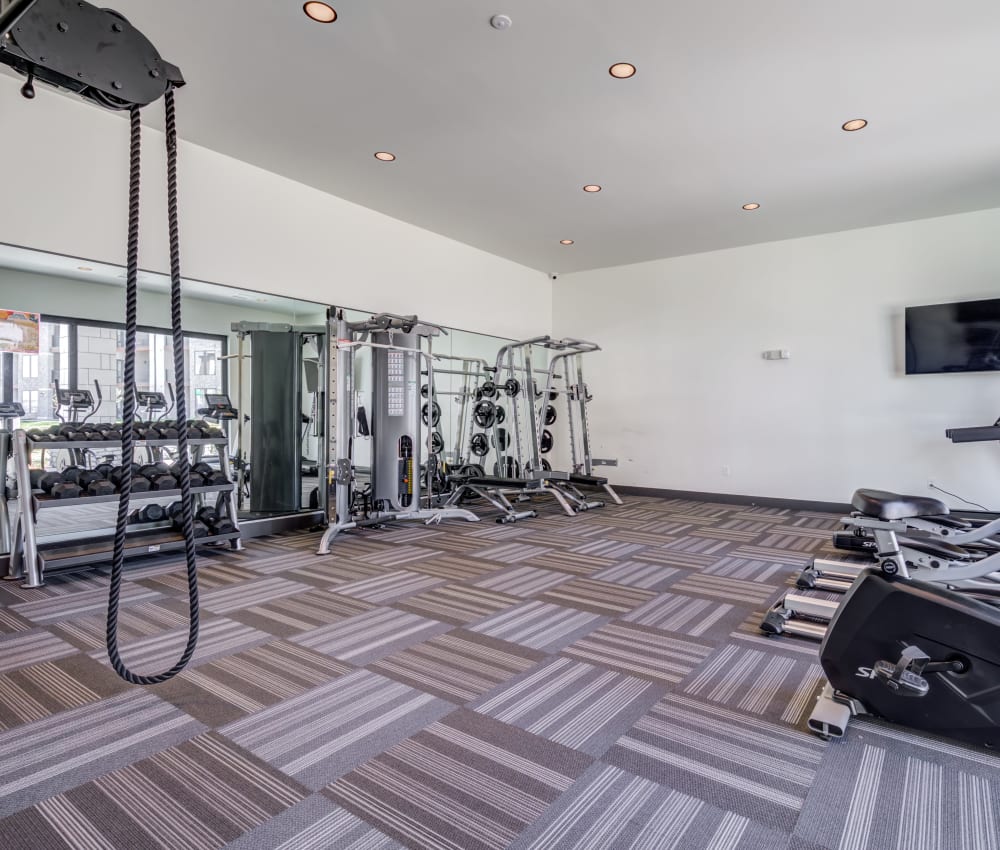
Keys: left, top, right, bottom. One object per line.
{"left": 369, "top": 630, "right": 544, "bottom": 703}
{"left": 795, "top": 719, "right": 1000, "bottom": 850}
{"left": 470, "top": 657, "right": 666, "bottom": 757}
{"left": 603, "top": 692, "right": 827, "bottom": 832}
{"left": 560, "top": 620, "right": 714, "bottom": 684}
{"left": 219, "top": 670, "right": 454, "bottom": 790}
{"left": 508, "top": 762, "right": 793, "bottom": 850}
{"left": 467, "top": 600, "right": 610, "bottom": 652}
{"left": 2, "top": 732, "right": 306, "bottom": 850}
{"left": 323, "top": 709, "right": 593, "bottom": 850}
{"left": 0, "top": 690, "right": 205, "bottom": 817}
{"left": 393, "top": 583, "right": 522, "bottom": 625}
{"left": 0, "top": 495, "right": 998, "bottom": 850}
{"left": 225, "top": 794, "right": 404, "bottom": 850}
{"left": 292, "top": 607, "right": 454, "bottom": 665}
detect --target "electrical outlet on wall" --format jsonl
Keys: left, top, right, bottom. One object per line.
{"left": 722, "top": 465, "right": 732, "bottom": 477}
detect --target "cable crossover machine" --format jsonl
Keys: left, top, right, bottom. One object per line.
{"left": 316, "top": 311, "right": 479, "bottom": 553}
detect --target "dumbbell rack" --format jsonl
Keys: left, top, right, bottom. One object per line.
{"left": 5, "top": 429, "right": 242, "bottom": 588}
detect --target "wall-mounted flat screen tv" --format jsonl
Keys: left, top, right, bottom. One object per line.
{"left": 905, "top": 298, "right": 1000, "bottom": 375}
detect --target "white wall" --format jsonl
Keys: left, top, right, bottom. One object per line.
{"left": 553, "top": 208, "right": 1000, "bottom": 508}
{"left": 0, "top": 76, "right": 550, "bottom": 340}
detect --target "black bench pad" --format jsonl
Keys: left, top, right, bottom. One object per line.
{"left": 852, "top": 489, "right": 949, "bottom": 521}
{"left": 467, "top": 476, "right": 528, "bottom": 488}
{"left": 569, "top": 474, "right": 608, "bottom": 486}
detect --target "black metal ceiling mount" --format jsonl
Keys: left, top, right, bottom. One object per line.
{"left": 0, "top": 0, "right": 183, "bottom": 109}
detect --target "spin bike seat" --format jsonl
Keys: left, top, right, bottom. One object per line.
{"left": 852, "top": 489, "right": 949, "bottom": 521}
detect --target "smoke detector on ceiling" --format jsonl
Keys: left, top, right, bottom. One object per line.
{"left": 490, "top": 14, "right": 512, "bottom": 30}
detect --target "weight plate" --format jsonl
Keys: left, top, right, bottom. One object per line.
{"left": 473, "top": 399, "right": 496, "bottom": 429}
{"left": 480, "top": 380, "right": 497, "bottom": 399}
{"left": 422, "top": 401, "right": 441, "bottom": 427}
{"left": 495, "top": 405, "right": 506, "bottom": 425}
{"left": 540, "top": 429, "right": 554, "bottom": 454}
{"left": 544, "top": 405, "right": 557, "bottom": 426}
{"left": 431, "top": 431, "right": 445, "bottom": 454}
{"left": 470, "top": 433, "right": 490, "bottom": 457}
{"left": 504, "top": 378, "right": 520, "bottom": 397}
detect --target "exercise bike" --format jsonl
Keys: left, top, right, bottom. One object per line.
{"left": 809, "top": 569, "right": 1000, "bottom": 749}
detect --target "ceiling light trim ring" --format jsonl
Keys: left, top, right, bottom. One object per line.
{"left": 609, "top": 62, "right": 637, "bottom": 79}
{"left": 303, "top": 2, "right": 337, "bottom": 23}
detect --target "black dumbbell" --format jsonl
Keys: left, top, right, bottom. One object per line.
{"left": 94, "top": 423, "right": 123, "bottom": 441}
{"left": 186, "top": 420, "right": 209, "bottom": 438}
{"left": 143, "top": 467, "right": 179, "bottom": 491}
{"left": 27, "top": 429, "right": 54, "bottom": 443}
{"left": 212, "top": 518, "right": 237, "bottom": 536}
{"left": 77, "top": 470, "right": 103, "bottom": 490}
{"left": 172, "top": 516, "right": 211, "bottom": 538}
{"left": 152, "top": 421, "right": 180, "bottom": 439}
{"left": 61, "top": 466, "right": 85, "bottom": 486}
{"left": 108, "top": 464, "right": 136, "bottom": 487}
{"left": 195, "top": 506, "right": 219, "bottom": 526}
{"left": 38, "top": 471, "right": 63, "bottom": 493}
{"left": 51, "top": 476, "right": 84, "bottom": 499}
{"left": 88, "top": 479, "right": 116, "bottom": 496}
{"left": 28, "top": 469, "right": 46, "bottom": 490}
{"left": 192, "top": 462, "right": 229, "bottom": 487}
{"left": 195, "top": 506, "right": 236, "bottom": 537}
{"left": 110, "top": 464, "right": 151, "bottom": 492}
{"left": 94, "top": 463, "right": 115, "bottom": 480}
{"left": 129, "top": 503, "right": 167, "bottom": 524}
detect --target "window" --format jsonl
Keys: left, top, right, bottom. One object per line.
{"left": 20, "top": 390, "right": 39, "bottom": 415}
{"left": 24, "top": 318, "right": 225, "bottom": 423}
{"left": 11, "top": 320, "right": 69, "bottom": 424}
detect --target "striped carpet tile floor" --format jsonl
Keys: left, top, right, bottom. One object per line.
{"left": 1, "top": 495, "right": 998, "bottom": 849}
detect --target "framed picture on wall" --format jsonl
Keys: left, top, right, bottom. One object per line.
{"left": 0, "top": 309, "right": 40, "bottom": 353}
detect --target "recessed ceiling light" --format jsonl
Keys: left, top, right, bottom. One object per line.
{"left": 842, "top": 118, "right": 868, "bottom": 132}
{"left": 560, "top": 239, "right": 574, "bottom": 245}
{"left": 374, "top": 151, "right": 396, "bottom": 162}
{"left": 303, "top": 2, "right": 337, "bottom": 23}
{"left": 583, "top": 185, "right": 602, "bottom": 193}
{"left": 742, "top": 203, "right": 760, "bottom": 211}
{"left": 609, "top": 62, "right": 636, "bottom": 79}
{"left": 77, "top": 266, "right": 93, "bottom": 271}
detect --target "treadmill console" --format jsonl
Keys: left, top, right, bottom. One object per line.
{"left": 0, "top": 402, "right": 25, "bottom": 417}
{"left": 198, "top": 393, "right": 239, "bottom": 421}
{"left": 136, "top": 391, "right": 169, "bottom": 409}
{"left": 56, "top": 388, "right": 94, "bottom": 407}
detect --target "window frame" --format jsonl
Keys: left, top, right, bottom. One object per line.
{"left": 41, "top": 314, "right": 228, "bottom": 397}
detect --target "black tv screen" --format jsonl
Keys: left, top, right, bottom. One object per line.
{"left": 905, "top": 298, "right": 1000, "bottom": 375}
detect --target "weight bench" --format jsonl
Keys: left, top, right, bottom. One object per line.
{"left": 556, "top": 473, "right": 622, "bottom": 507}
{"left": 446, "top": 475, "right": 539, "bottom": 524}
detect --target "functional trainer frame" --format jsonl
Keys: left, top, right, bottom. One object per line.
{"left": 317, "top": 311, "right": 478, "bottom": 552}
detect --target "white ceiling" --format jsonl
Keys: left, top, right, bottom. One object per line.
{"left": 10, "top": 0, "right": 1000, "bottom": 274}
